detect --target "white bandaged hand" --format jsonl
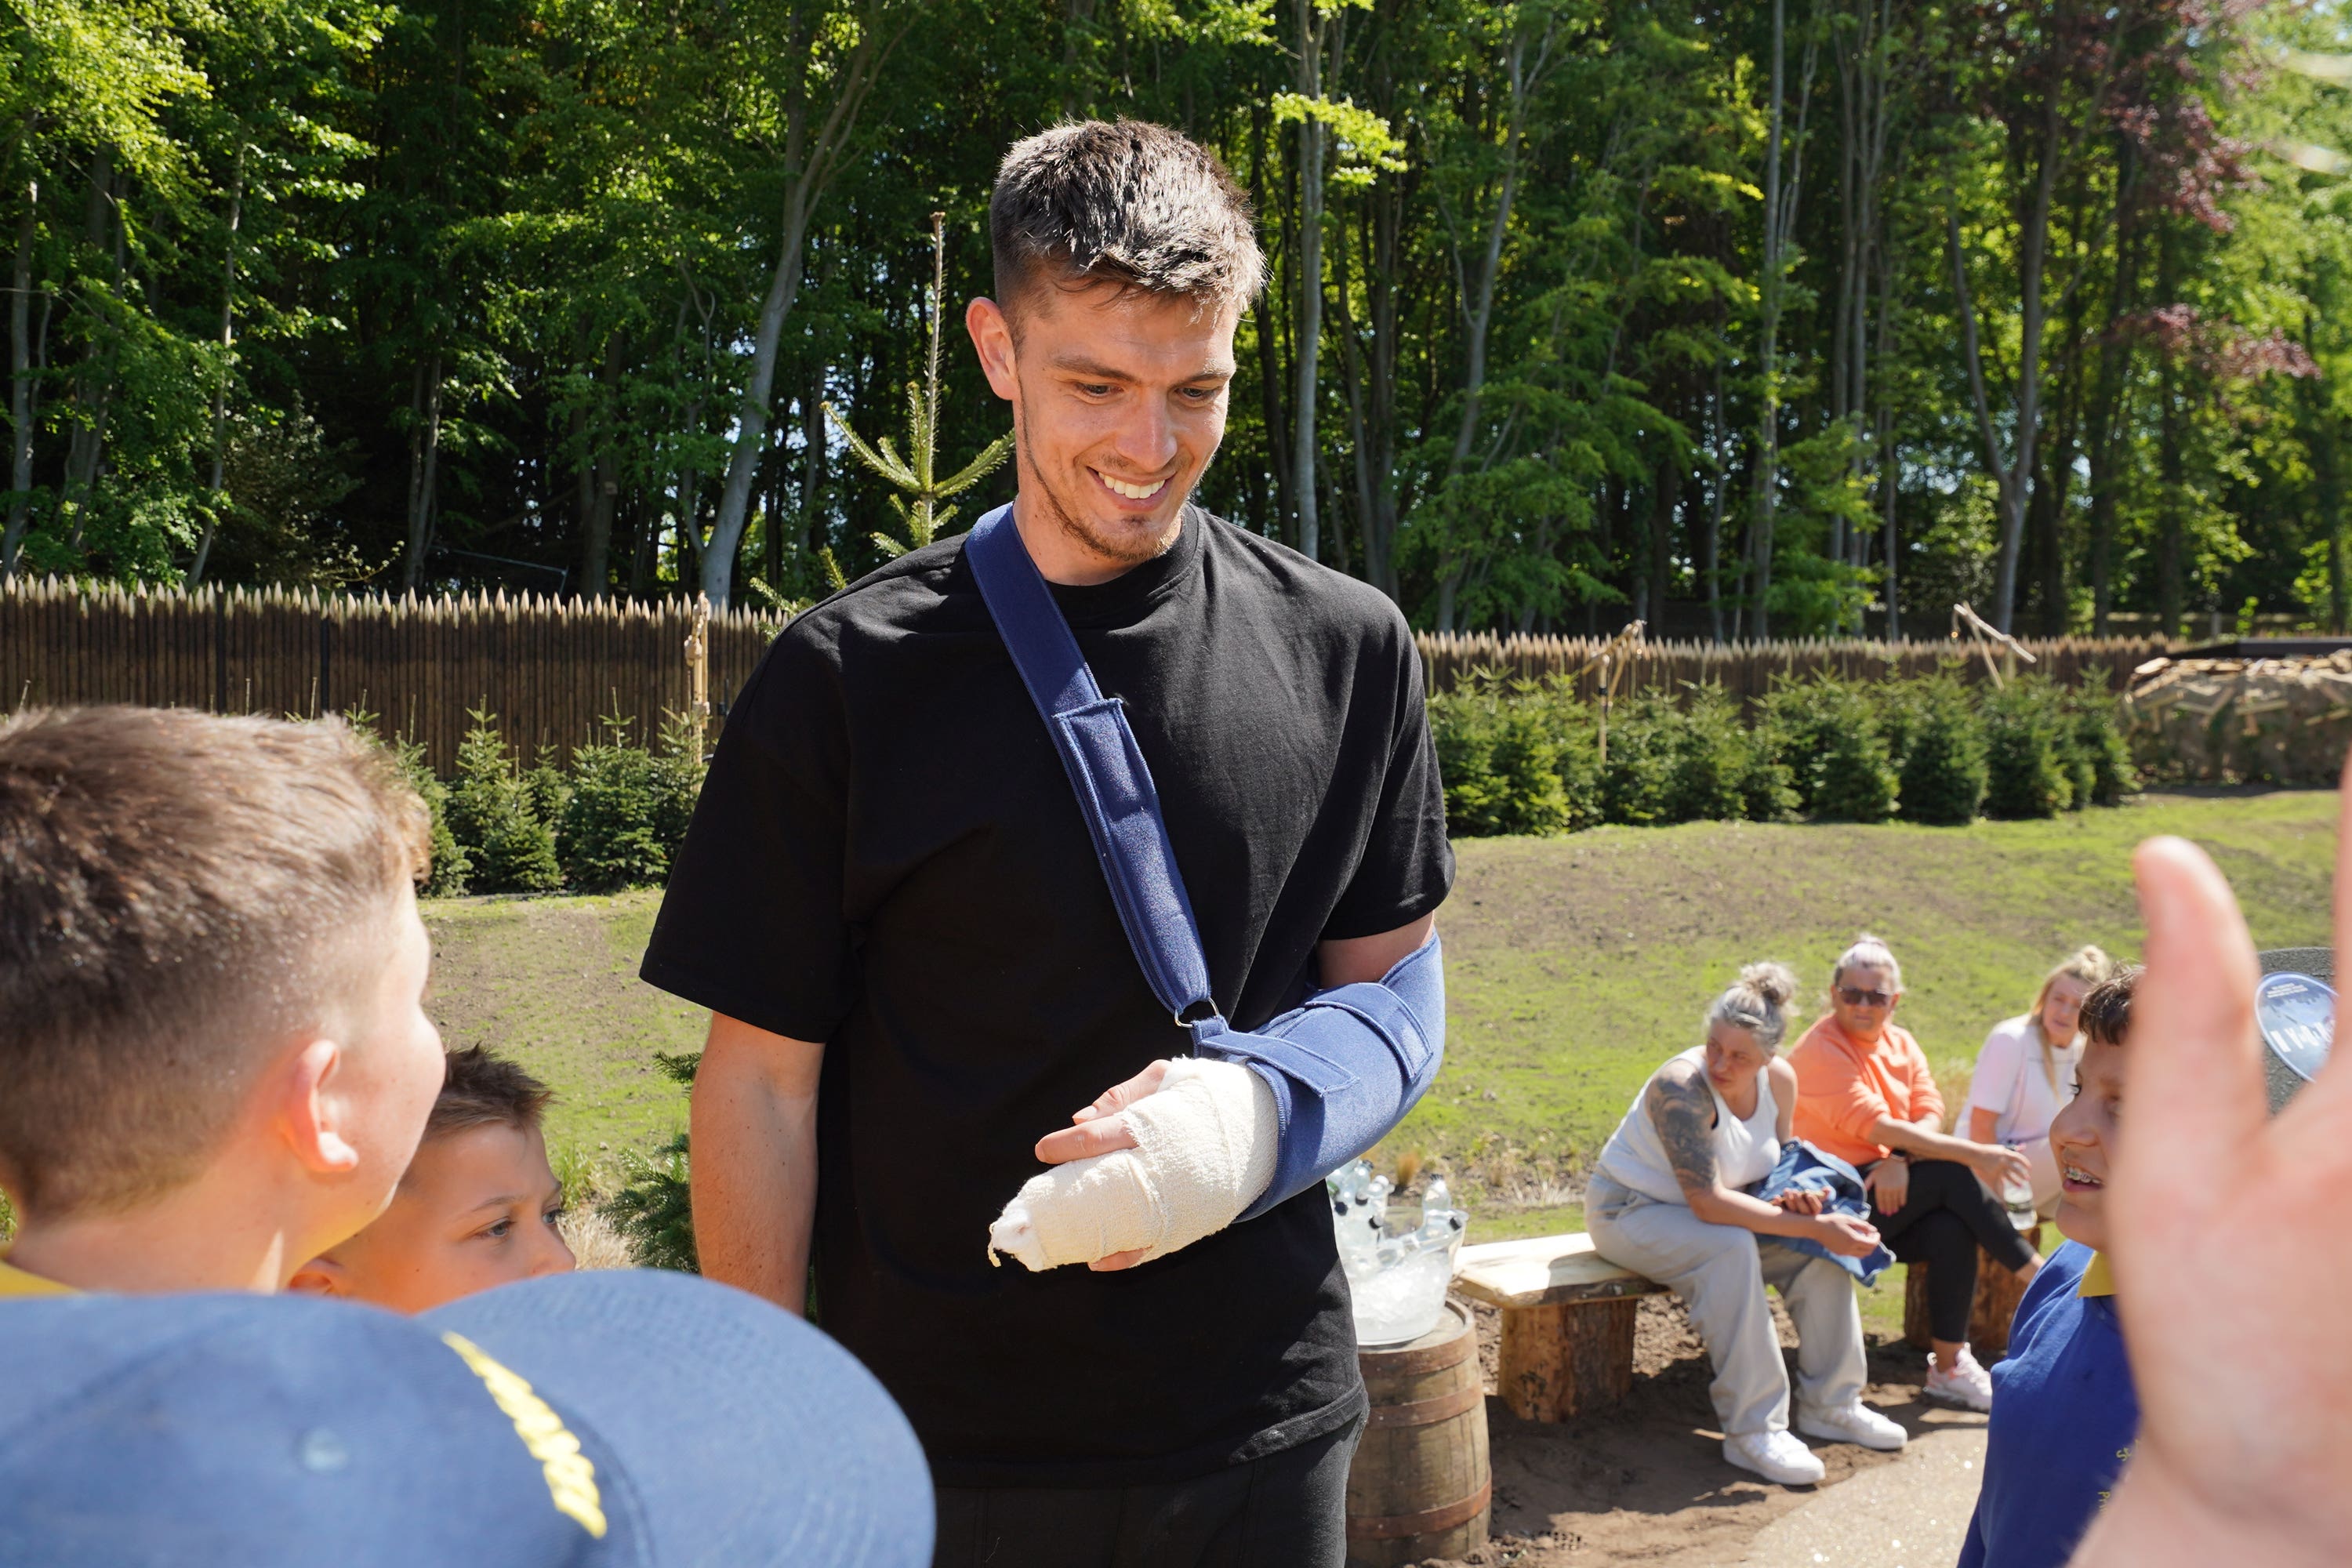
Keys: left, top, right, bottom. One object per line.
{"left": 987, "top": 1058, "right": 1279, "bottom": 1271}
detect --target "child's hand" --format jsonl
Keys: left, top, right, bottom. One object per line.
{"left": 1771, "top": 1187, "right": 1827, "bottom": 1216}
{"left": 2071, "top": 786, "right": 2352, "bottom": 1568}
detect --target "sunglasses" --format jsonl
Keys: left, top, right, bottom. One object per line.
{"left": 1838, "top": 986, "right": 1893, "bottom": 1007}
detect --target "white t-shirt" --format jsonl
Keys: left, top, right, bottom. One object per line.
{"left": 1964, "top": 1014, "right": 2081, "bottom": 1145}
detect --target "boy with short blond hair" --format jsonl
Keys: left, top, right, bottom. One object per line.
{"left": 293, "top": 1045, "right": 577, "bottom": 1312}
{"left": 0, "top": 704, "right": 447, "bottom": 1294}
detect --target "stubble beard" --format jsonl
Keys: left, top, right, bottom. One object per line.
{"left": 1017, "top": 416, "right": 1189, "bottom": 572}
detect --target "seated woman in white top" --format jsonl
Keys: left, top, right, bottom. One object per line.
{"left": 1587, "top": 964, "right": 1904, "bottom": 1488}
{"left": 1965, "top": 946, "right": 2113, "bottom": 1218}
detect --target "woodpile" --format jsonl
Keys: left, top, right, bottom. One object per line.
{"left": 2124, "top": 648, "right": 2352, "bottom": 786}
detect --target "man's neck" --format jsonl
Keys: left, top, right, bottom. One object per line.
{"left": 8, "top": 1179, "right": 312, "bottom": 1294}
{"left": 1010, "top": 488, "right": 1181, "bottom": 587}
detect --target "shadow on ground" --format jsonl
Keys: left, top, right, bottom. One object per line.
{"left": 1413, "top": 1295, "right": 1986, "bottom": 1567}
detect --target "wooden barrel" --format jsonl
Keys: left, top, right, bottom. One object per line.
{"left": 1345, "top": 1299, "right": 1491, "bottom": 1567}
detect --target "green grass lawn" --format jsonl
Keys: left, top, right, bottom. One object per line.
{"left": 423, "top": 789, "right": 2339, "bottom": 1219}
{"left": 1403, "top": 789, "right": 2339, "bottom": 1196}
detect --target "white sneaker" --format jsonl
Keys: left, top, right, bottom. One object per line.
{"left": 1797, "top": 1401, "right": 1908, "bottom": 1452}
{"left": 1724, "top": 1429, "right": 1827, "bottom": 1486}
{"left": 1924, "top": 1345, "right": 1994, "bottom": 1412}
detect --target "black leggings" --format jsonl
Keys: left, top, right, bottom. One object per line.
{"left": 1867, "top": 1157, "right": 2037, "bottom": 1344}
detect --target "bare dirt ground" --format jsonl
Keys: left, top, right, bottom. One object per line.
{"left": 1409, "top": 1296, "right": 1985, "bottom": 1568}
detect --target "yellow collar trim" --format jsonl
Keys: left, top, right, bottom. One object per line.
{"left": 0, "top": 1258, "right": 76, "bottom": 1297}
{"left": 2077, "top": 1251, "right": 2117, "bottom": 1298}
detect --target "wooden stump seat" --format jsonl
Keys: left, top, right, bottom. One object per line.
{"left": 1901, "top": 1221, "right": 2045, "bottom": 1360}
{"left": 1450, "top": 1234, "right": 1668, "bottom": 1423}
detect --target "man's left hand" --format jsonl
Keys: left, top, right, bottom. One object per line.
{"left": 1033, "top": 1061, "right": 1168, "bottom": 1270}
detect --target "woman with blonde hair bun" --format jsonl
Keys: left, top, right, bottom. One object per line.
{"left": 1589, "top": 961, "right": 1906, "bottom": 1488}
{"left": 1965, "top": 946, "right": 2115, "bottom": 1218}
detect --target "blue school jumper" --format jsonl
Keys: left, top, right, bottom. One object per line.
{"left": 1958, "top": 1240, "right": 2140, "bottom": 1568}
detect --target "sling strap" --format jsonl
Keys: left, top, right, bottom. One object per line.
{"left": 963, "top": 503, "right": 1218, "bottom": 1026}
{"left": 965, "top": 503, "right": 1444, "bottom": 1222}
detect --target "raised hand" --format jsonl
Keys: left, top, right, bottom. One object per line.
{"left": 2070, "top": 775, "right": 2352, "bottom": 1567}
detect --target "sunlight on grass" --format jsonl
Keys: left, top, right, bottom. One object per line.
{"left": 421, "top": 793, "right": 2338, "bottom": 1209}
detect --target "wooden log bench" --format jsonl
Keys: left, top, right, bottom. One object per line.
{"left": 1450, "top": 1233, "right": 1668, "bottom": 1423}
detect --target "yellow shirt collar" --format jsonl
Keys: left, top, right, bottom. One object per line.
{"left": 2077, "top": 1250, "right": 2117, "bottom": 1298}
{"left": 0, "top": 1258, "right": 76, "bottom": 1297}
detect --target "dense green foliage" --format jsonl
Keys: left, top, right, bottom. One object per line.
{"left": 419, "top": 709, "right": 703, "bottom": 894}
{"left": 1431, "top": 667, "right": 2134, "bottom": 836}
{"left": 601, "top": 1051, "right": 700, "bottom": 1274}
{"left": 555, "top": 713, "right": 705, "bottom": 892}
{"left": 1, "top": 2, "right": 2349, "bottom": 642}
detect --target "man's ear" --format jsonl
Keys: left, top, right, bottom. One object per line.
{"left": 966, "top": 296, "right": 1019, "bottom": 401}
{"left": 279, "top": 1038, "right": 361, "bottom": 1177}
{"left": 286, "top": 1254, "right": 352, "bottom": 1298}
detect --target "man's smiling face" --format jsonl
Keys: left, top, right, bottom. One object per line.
{"left": 967, "top": 279, "right": 1238, "bottom": 582}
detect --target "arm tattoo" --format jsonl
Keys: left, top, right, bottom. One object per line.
{"left": 1645, "top": 1062, "right": 1719, "bottom": 1197}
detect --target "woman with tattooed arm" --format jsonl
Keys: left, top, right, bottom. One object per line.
{"left": 1588, "top": 964, "right": 1905, "bottom": 1486}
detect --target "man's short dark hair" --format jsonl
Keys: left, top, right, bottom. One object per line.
{"left": 990, "top": 119, "right": 1265, "bottom": 325}
{"left": 2081, "top": 967, "right": 2140, "bottom": 1048}
{"left": 423, "top": 1047, "right": 554, "bottom": 1145}
{"left": 0, "top": 706, "right": 430, "bottom": 1218}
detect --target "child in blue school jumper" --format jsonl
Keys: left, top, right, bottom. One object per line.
{"left": 1958, "top": 967, "right": 2141, "bottom": 1568}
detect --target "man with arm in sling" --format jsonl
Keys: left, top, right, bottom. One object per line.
{"left": 641, "top": 122, "right": 1454, "bottom": 1567}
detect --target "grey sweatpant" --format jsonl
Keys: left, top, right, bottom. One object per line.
{"left": 1587, "top": 1173, "right": 1868, "bottom": 1437}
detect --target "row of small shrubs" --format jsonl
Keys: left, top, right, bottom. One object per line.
{"left": 1429, "top": 669, "right": 2134, "bottom": 838}
{"left": 367, "top": 708, "right": 705, "bottom": 896}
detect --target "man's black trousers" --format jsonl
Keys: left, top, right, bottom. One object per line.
{"left": 930, "top": 1417, "right": 1362, "bottom": 1568}
{"left": 1867, "top": 1156, "right": 2037, "bottom": 1342}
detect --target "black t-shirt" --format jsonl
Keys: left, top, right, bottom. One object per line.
{"left": 640, "top": 506, "right": 1453, "bottom": 1489}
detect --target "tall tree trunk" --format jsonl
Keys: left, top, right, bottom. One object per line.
{"left": 187, "top": 155, "right": 245, "bottom": 589}
{"left": 1290, "top": 0, "right": 1333, "bottom": 565}
{"left": 2, "top": 179, "right": 34, "bottom": 578}
{"left": 1749, "top": 0, "right": 1818, "bottom": 639}
{"left": 1705, "top": 362, "right": 1730, "bottom": 642}
{"left": 1435, "top": 13, "right": 1553, "bottom": 627}
{"left": 2305, "top": 314, "right": 2347, "bottom": 633}
{"left": 58, "top": 145, "right": 115, "bottom": 555}
{"left": 1951, "top": 100, "right": 2063, "bottom": 633}
{"left": 575, "top": 337, "right": 622, "bottom": 598}
{"left": 2084, "top": 161, "right": 2144, "bottom": 639}
{"left": 1649, "top": 450, "right": 1679, "bottom": 623}
{"left": 1871, "top": 187, "right": 1900, "bottom": 638}
{"left": 402, "top": 350, "right": 444, "bottom": 591}
{"left": 702, "top": 9, "right": 897, "bottom": 608}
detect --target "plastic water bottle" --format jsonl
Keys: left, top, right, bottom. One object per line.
{"left": 2000, "top": 1145, "right": 2036, "bottom": 1232}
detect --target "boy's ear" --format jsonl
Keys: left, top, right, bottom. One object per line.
{"left": 279, "top": 1038, "right": 361, "bottom": 1176}
{"left": 286, "top": 1254, "right": 351, "bottom": 1298}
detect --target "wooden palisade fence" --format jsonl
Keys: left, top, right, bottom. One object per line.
{"left": 0, "top": 578, "right": 773, "bottom": 774}
{"left": 3, "top": 579, "right": 2172, "bottom": 773}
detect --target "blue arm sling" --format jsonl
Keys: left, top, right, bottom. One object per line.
{"left": 964, "top": 504, "right": 1444, "bottom": 1221}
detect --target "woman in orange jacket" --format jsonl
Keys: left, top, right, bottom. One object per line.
{"left": 1788, "top": 933, "right": 2044, "bottom": 1411}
